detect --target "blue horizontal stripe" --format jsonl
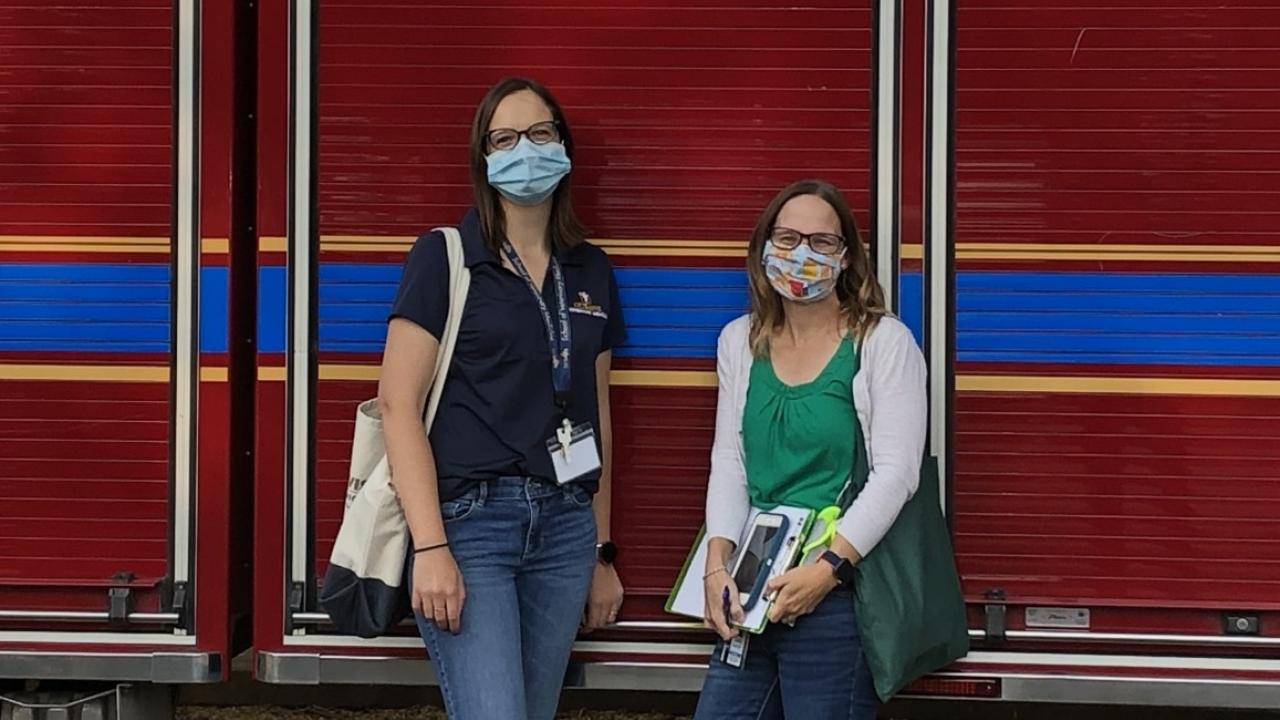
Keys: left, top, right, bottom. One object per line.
{"left": 900, "top": 271, "right": 923, "bottom": 346}
{"left": 959, "top": 292, "right": 1279, "bottom": 315}
{"left": 7, "top": 262, "right": 1277, "bottom": 365}
{"left": 0, "top": 263, "right": 229, "bottom": 353}
{"left": 958, "top": 272, "right": 1280, "bottom": 294}
{"left": 201, "top": 266, "right": 228, "bottom": 354}
{"left": 961, "top": 312, "right": 1280, "bottom": 335}
{"left": 298, "top": 265, "right": 1280, "bottom": 366}
{"left": 259, "top": 266, "right": 286, "bottom": 354}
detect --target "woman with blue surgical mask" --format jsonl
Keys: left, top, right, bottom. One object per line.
{"left": 695, "top": 180, "right": 929, "bottom": 719}
{"left": 379, "top": 77, "right": 627, "bottom": 720}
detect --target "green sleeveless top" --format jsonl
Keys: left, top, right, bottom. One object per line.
{"left": 742, "top": 338, "right": 858, "bottom": 510}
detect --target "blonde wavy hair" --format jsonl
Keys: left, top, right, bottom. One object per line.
{"left": 747, "top": 179, "right": 888, "bottom": 357}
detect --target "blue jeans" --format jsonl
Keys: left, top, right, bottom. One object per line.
{"left": 411, "top": 477, "right": 597, "bottom": 720}
{"left": 694, "top": 588, "right": 878, "bottom": 720}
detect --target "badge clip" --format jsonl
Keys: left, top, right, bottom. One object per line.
{"left": 556, "top": 418, "right": 574, "bottom": 461}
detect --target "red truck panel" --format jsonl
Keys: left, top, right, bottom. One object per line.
{"left": 0, "top": 1, "right": 173, "bottom": 615}
{"left": 951, "top": 1, "right": 1280, "bottom": 638}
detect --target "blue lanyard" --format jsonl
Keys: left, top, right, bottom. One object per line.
{"left": 500, "top": 241, "right": 573, "bottom": 410}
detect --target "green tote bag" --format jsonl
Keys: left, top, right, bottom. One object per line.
{"left": 844, "top": 350, "right": 970, "bottom": 700}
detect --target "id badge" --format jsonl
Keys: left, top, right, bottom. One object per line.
{"left": 721, "top": 633, "right": 749, "bottom": 669}
{"left": 546, "top": 421, "right": 601, "bottom": 486}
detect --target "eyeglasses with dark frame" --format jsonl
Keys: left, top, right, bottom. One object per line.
{"left": 486, "top": 120, "right": 561, "bottom": 152}
{"left": 768, "top": 226, "right": 845, "bottom": 256}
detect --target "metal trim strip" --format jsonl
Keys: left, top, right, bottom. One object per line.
{"left": 872, "top": 0, "right": 901, "bottom": 311}
{"left": 0, "top": 611, "right": 179, "bottom": 624}
{"left": 968, "top": 629, "right": 1280, "bottom": 648}
{"left": 925, "top": 0, "right": 954, "bottom": 512}
{"left": 286, "top": 0, "right": 315, "bottom": 609}
{"left": 170, "top": 0, "right": 200, "bottom": 596}
{"left": 255, "top": 651, "right": 1280, "bottom": 706}
{"left": 0, "top": 651, "right": 215, "bottom": 683}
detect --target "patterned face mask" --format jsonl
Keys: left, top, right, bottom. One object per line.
{"left": 762, "top": 240, "right": 846, "bottom": 303}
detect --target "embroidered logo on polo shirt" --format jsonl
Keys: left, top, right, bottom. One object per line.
{"left": 570, "top": 291, "right": 608, "bottom": 319}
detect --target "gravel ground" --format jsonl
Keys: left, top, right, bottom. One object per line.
{"left": 179, "top": 710, "right": 687, "bottom": 720}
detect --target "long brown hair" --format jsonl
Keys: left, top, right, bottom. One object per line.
{"left": 468, "top": 77, "right": 588, "bottom": 254}
{"left": 747, "top": 179, "right": 887, "bottom": 356}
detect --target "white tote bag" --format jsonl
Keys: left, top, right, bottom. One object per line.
{"left": 319, "top": 227, "right": 470, "bottom": 637}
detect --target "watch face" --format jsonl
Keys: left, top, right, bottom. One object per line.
{"left": 598, "top": 541, "right": 618, "bottom": 564}
{"left": 835, "top": 561, "right": 856, "bottom": 586}
{"left": 823, "top": 551, "right": 855, "bottom": 586}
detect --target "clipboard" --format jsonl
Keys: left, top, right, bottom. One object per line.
{"left": 665, "top": 505, "right": 815, "bottom": 635}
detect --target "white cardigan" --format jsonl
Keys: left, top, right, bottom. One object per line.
{"left": 704, "top": 314, "right": 928, "bottom": 557}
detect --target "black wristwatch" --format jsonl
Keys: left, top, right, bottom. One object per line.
{"left": 819, "top": 550, "right": 856, "bottom": 587}
{"left": 596, "top": 541, "right": 618, "bottom": 566}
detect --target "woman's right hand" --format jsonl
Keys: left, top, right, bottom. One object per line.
{"left": 703, "top": 567, "right": 745, "bottom": 641}
{"left": 411, "top": 547, "right": 466, "bottom": 634}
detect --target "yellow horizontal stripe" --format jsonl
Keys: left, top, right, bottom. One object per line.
{"left": 254, "top": 235, "right": 1280, "bottom": 263}
{"left": 259, "top": 236, "right": 287, "bottom": 253}
{"left": 0, "top": 235, "right": 168, "bottom": 246}
{"left": 201, "top": 237, "right": 229, "bottom": 254}
{"left": 611, "top": 369, "right": 718, "bottom": 387}
{"left": 0, "top": 243, "right": 169, "bottom": 254}
{"left": 245, "top": 365, "right": 1280, "bottom": 398}
{"left": 14, "top": 363, "right": 1274, "bottom": 397}
{"left": 0, "top": 237, "right": 229, "bottom": 254}
{"left": 6, "top": 362, "right": 1275, "bottom": 397}
{"left": 258, "top": 366, "right": 286, "bottom": 382}
{"left": 957, "top": 374, "right": 1280, "bottom": 398}
{"left": 595, "top": 246, "right": 746, "bottom": 258}
{"left": 0, "top": 364, "right": 227, "bottom": 383}
{"left": 323, "top": 243, "right": 414, "bottom": 253}
{"left": 322, "top": 364, "right": 379, "bottom": 382}
{"left": 257, "top": 364, "right": 723, "bottom": 388}
{"left": 959, "top": 250, "right": 1280, "bottom": 263}
{"left": 6, "top": 235, "right": 1277, "bottom": 263}
{"left": 962, "top": 242, "right": 1274, "bottom": 255}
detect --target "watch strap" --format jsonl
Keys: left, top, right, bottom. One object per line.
{"left": 819, "top": 550, "right": 855, "bottom": 586}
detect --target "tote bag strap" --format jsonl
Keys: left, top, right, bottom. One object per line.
{"left": 423, "top": 226, "right": 470, "bottom": 431}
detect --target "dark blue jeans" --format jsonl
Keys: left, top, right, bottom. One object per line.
{"left": 694, "top": 587, "right": 878, "bottom": 720}
{"left": 411, "top": 477, "right": 597, "bottom": 720}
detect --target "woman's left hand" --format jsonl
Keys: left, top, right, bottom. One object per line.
{"left": 765, "top": 563, "right": 839, "bottom": 625}
{"left": 583, "top": 563, "right": 625, "bottom": 632}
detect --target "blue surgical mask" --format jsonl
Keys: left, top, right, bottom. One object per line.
{"left": 485, "top": 137, "right": 572, "bottom": 206}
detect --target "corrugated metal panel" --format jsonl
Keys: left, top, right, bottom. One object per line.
{"left": 954, "top": 3, "right": 1280, "bottom": 251}
{"left": 0, "top": 2, "right": 173, "bottom": 609}
{"left": 0, "top": 380, "right": 169, "bottom": 591}
{"left": 952, "top": 3, "right": 1280, "bottom": 621}
{"left": 317, "top": 0, "right": 871, "bottom": 239}
{"left": 310, "top": 2, "right": 874, "bottom": 610}
{"left": 0, "top": 2, "right": 172, "bottom": 236}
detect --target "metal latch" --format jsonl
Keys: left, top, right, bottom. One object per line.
{"left": 108, "top": 571, "right": 135, "bottom": 625}
{"left": 1225, "top": 612, "right": 1260, "bottom": 635}
{"left": 288, "top": 581, "right": 306, "bottom": 612}
{"left": 984, "top": 588, "right": 1007, "bottom": 642}
{"left": 171, "top": 580, "right": 190, "bottom": 628}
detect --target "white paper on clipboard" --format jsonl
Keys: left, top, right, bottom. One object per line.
{"left": 665, "top": 505, "right": 814, "bottom": 634}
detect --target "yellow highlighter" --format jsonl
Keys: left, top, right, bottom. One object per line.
{"left": 800, "top": 505, "right": 842, "bottom": 566}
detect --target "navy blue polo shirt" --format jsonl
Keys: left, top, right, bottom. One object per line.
{"left": 388, "top": 208, "right": 627, "bottom": 501}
